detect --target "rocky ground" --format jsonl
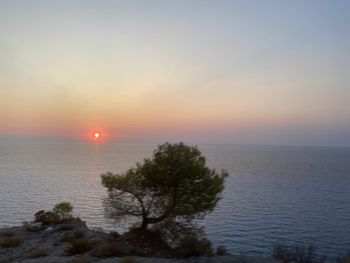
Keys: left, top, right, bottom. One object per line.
{"left": 10, "top": 256, "right": 278, "bottom": 263}
{"left": 0, "top": 220, "right": 278, "bottom": 263}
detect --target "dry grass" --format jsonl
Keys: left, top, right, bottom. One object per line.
{"left": 1, "top": 231, "right": 15, "bottom": 238}
{"left": 66, "top": 238, "right": 93, "bottom": 255}
{"left": 28, "top": 249, "right": 48, "bottom": 258}
{"left": 0, "top": 236, "right": 23, "bottom": 248}
{"left": 59, "top": 229, "right": 92, "bottom": 255}
{"left": 60, "top": 230, "right": 87, "bottom": 243}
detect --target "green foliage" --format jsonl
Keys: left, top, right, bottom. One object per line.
{"left": 102, "top": 142, "right": 227, "bottom": 230}
{"left": 53, "top": 202, "right": 73, "bottom": 220}
{"left": 0, "top": 236, "right": 23, "bottom": 248}
{"left": 66, "top": 237, "right": 92, "bottom": 255}
{"left": 173, "top": 233, "right": 213, "bottom": 258}
{"left": 34, "top": 210, "right": 60, "bottom": 224}
{"left": 151, "top": 218, "right": 203, "bottom": 248}
{"left": 152, "top": 218, "right": 213, "bottom": 257}
{"left": 34, "top": 202, "right": 74, "bottom": 224}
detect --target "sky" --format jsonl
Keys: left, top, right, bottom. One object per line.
{"left": 0, "top": 0, "right": 349, "bottom": 146}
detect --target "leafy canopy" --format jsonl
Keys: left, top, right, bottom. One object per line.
{"left": 53, "top": 202, "right": 73, "bottom": 220}
{"left": 34, "top": 202, "right": 73, "bottom": 224}
{"left": 101, "top": 142, "right": 227, "bottom": 229}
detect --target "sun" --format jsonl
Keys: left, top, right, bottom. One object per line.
{"left": 89, "top": 130, "right": 107, "bottom": 142}
{"left": 93, "top": 132, "right": 101, "bottom": 140}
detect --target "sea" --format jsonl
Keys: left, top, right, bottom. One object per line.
{"left": 0, "top": 140, "right": 349, "bottom": 259}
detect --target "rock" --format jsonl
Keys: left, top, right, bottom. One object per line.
{"left": 45, "top": 226, "right": 53, "bottom": 232}
{"left": 26, "top": 222, "right": 43, "bottom": 232}
{"left": 118, "top": 228, "right": 172, "bottom": 257}
{"left": 0, "top": 223, "right": 279, "bottom": 263}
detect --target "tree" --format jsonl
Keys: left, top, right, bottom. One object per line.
{"left": 101, "top": 142, "right": 227, "bottom": 230}
{"left": 53, "top": 202, "right": 73, "bottom": 220}
{"left": 34, "top": 202, "right": 73, "bottom": 224}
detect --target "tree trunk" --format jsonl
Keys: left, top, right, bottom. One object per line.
{"left": 140, "top": 217, "right": 148, "bottom": 230}
{"left": 140, "top": 213, "right": 169, "bottom": 230}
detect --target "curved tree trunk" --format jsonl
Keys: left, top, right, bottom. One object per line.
{"left": 140, "top": 213, "right": 149, "bottom": 230}
{"left": 140, "top": 220, "right": 148, "bottom": 230}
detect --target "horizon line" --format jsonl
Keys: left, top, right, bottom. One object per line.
{"left": 0, "top": 136, "right": 349, "bottom": 149}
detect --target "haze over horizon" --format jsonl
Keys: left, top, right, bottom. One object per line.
{"left": 1, "top": 0, "right": 349, "bottom": 147}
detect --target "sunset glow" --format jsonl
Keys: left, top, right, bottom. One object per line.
{"left": 0, "top": 1, "right": 349, "bottom": 146}
{"left": 93, "top": 132, "right": 101, "bottom": 141}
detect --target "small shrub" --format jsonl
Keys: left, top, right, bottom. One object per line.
{"left": 28, "top": 249, "right": 48, "bottom": 258}
{"left": 60, "top": 230, "right": 87, "bottom": 243}
{"left": 59, "top": 229, "right": 90, "bottom": 255}
{"left": 174, "top": 235, "right": 213, "bottom": 258}
{"left": 93, "top": 231, "right": 123, "bottom": 257}
{"left": 53, "top": 202, "right": 73, "bottom": 220}
{"left": 34, "top": 210, "right": 60, "bottom": 224}
{"left": 94, "top": 242, "right": 125, "bottom": 257}
{"left": 1, "top": 231, "right": 15, "bottom": 238}
{"left": 60, "top": 232, "right": 73, "bottom": 243}
{"left": 120, "top": 256, "right": 138, "bottom": 263}
{"left": 0, "top": 236, "right": 23, "bottom": 248}
{"left": 216, "top": 245, "right": 229, "bottom": 256}
{"left": 34, "top": 202, "right": 74, "bottom": 225}
{"left": 66, "top": 238, "right": 92, "bottom": 255}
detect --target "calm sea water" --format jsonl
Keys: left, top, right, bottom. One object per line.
{"left": 0, "top": 140, "right": 349, "bottom": 259}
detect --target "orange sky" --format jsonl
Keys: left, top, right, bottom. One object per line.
{"left": 1, "top": 1, "right": 349, "bottom": 146}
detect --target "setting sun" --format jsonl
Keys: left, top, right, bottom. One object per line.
{"left": 93, "top": 132, "right": 101, "bottom": 140}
